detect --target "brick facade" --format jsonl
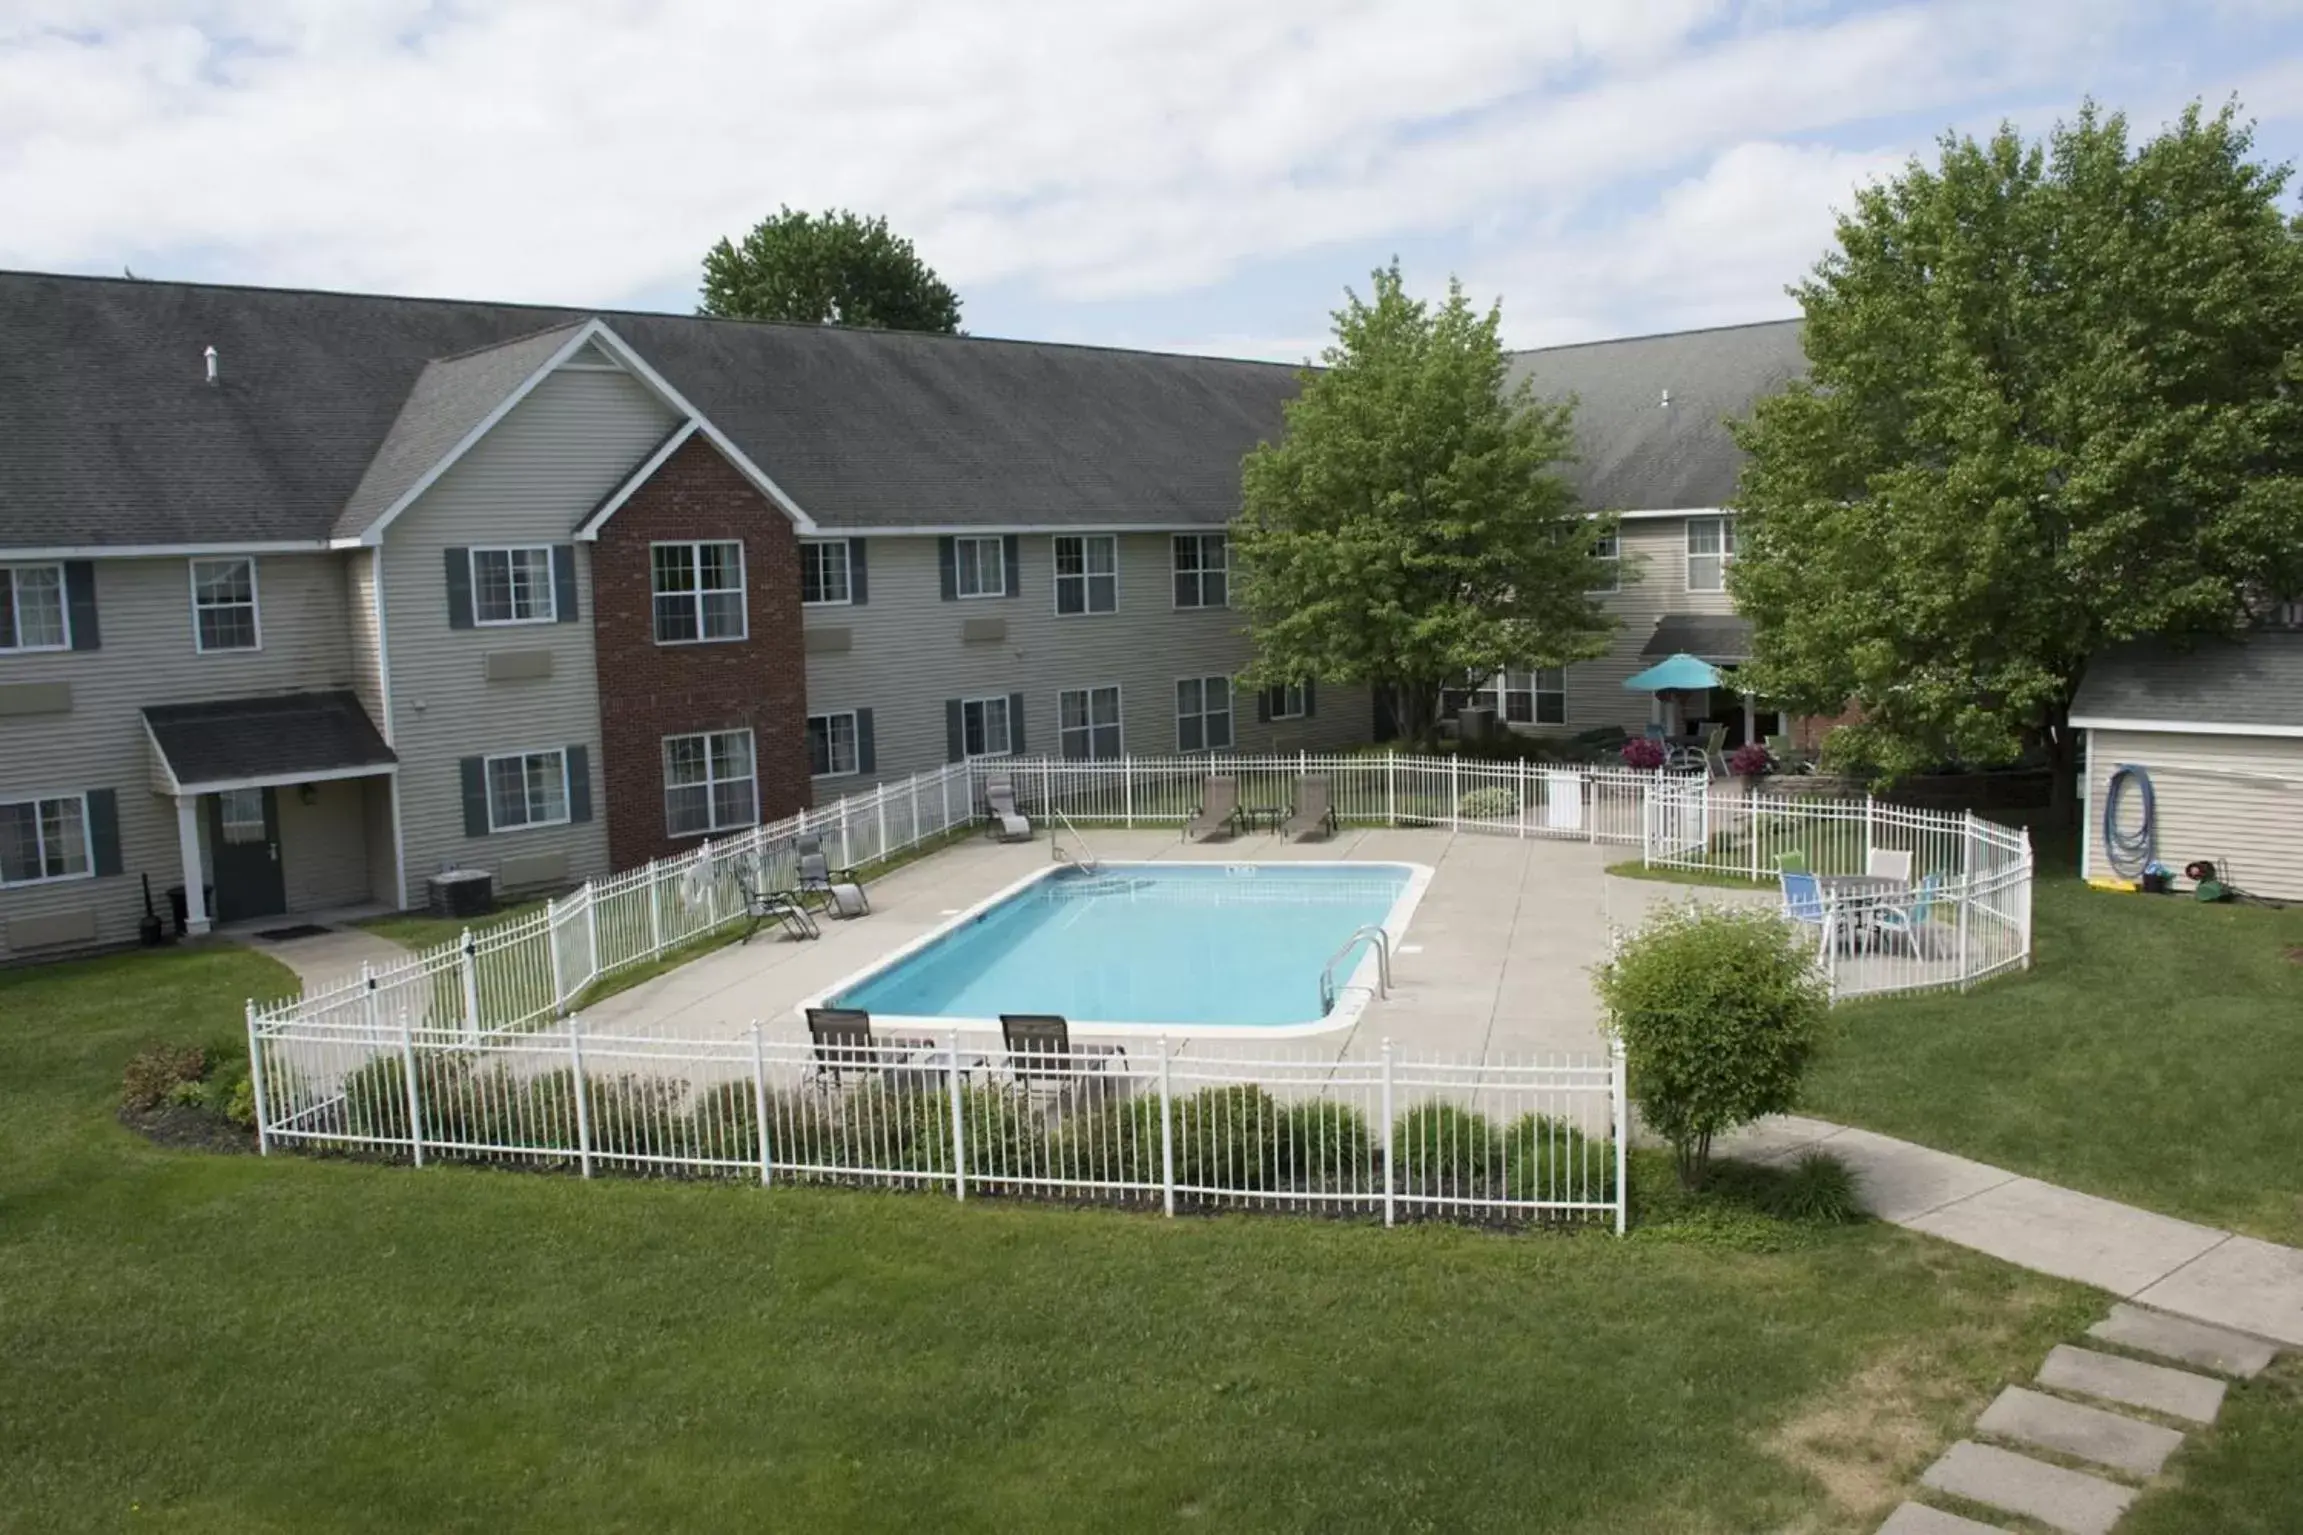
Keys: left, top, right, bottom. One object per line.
{"left": 590, "top": 436, "right": 812, "bottom": 869}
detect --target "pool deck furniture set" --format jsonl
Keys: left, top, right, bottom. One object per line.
{"left": 1187, "top": 773, "right": 1339, "bottom": 843}
{"left": 1778, "top": 846, "right": 1943, "bottom": 959}
{"left": 805, "top": 1004, "right": 1124, "bottom": 1103}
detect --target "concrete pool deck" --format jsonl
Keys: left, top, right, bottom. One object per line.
{"left": 580, "top": 825, "right": 1725, "bottom": 1064}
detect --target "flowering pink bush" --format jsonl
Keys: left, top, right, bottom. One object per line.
{"left": 1727, "top": 743, "right": 1773, "bottom": 777}
{"left": 1621, "top": 737, "right": 1667, "bottom": 770}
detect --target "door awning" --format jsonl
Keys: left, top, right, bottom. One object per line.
{"left": 1640, "top": 613, "right": 1754, "bottom": 663}
{"left": 143, "top": 690, "right": 397, "bottom": 795}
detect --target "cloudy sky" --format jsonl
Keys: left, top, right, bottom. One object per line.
{"left": 4, "top": 1, "right": 2302, "bottom": 359}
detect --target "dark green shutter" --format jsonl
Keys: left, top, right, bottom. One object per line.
{"left": 945, "top": 700, "right": 965, "bottom": 763}
{"left": 1303, "top": 679, "right": 1317, "bottom": 718}
{"left": 445, "top": 548, "right": 475, "bottom": 629}
{"left": 552, "top": 545, "right": 578, "bottom": 622}
{"left": 566, "top": 746, "right": 592, "bottom": 823}
{"left": 64, "top": 561, "right": 99, "bottom": 650}
{"left": 460, "top": 757, "right": 489, "bottom": 836}
{"left": 1002, "top": 535, "right": 1021, "bottom": 599}
{"left": 1007, "top": 692, "right": 1026, "bottom": 755}
{"left": 847, "top": 540, "right": 868, "bottom": 605}
{"left": 1256, "top": 687, "right": 1272, "bottom": 724}
{"left": 86, "top": 789, "right": 121, "bottom": 876}
{"left": 937, "top": 537, "right": 958, "bottom": 601}
{"left": 856, "top": 709, "right": 876, "bottom": 774}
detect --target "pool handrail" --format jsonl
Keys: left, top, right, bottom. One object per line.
{"left": 1050, "top": 807, "right": 1102, "bottom": 874}
{"left": 1318, "top": 923, "right": 1392, "bottom": 1015}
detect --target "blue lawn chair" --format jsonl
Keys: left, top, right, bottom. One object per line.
{"left": 1873, "top": 873, "right": 1941, "bottom": 958}
{"left": 1780, "top": 869, "right": 1833, "bottom": 953}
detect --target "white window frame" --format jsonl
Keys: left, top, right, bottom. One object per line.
{"left": 1175, "top": 675, "right": 1234, "bottom": 753}
{"left": 806, "top": 711, "right": 862, "bottom": 780}
{"left": 1472, "top": 668, "right": 1567, "bottom": 726}
{"left": 483, "top": 748, "right": 571, "bottom": 833}
{"left": 663, "top": 728, "right": 759, "bottom": 836}
{"left": 1685, "top": 517, "right": 1738, "bottom": 593}
{"left": 650, "top": 540, "right": 748, "bottom": 645}
{"left": 471, "top": 546, "right": 558, "bottom": 626}
{"left": 954, "top": 535, "right": 1006, "bottom": 599}
{"left": 1052, "top": 534, "right": 1118, "bottom": 617}
{"left": 800, "top": 540, "right": 853, "bottom": 607}
{"left": 1057, "top": 683, "right": 1124, "bottom": 761}
{"left": 1588, "top": 533, "right": 1621, "bottom": 595}
{"left": 188, "top": 556, "right": 262, "bottom": 653}
{"left": 0, "top": 562, "right": 70, "bottom": 653}
{"left": 0, "top": 791, "right": 93, "bottom": 888}
{"left": 1267, "top": 682, "right": 1307, "bottom": 721}
{"left": 1171, "top": 533, "right": 1229, "bottom": 609}
{"left": 961, "top": 695, "right": 1013, "bottom": 760}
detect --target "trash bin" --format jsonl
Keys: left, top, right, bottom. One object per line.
{"left": 164, "top": 883, "right": 216, "bottom": 937}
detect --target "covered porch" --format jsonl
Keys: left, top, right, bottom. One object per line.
{"left": 142, "top": 690, "right": 399, "bottom": 935}
{"left": 1630, "top": 614, "right": 1782, "bottom": 751}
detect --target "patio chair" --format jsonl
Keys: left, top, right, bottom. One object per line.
{"left": 806, "top": 1007, "right": 934, "bottom": 1090}
{"left": 1186, "top": 775, "right": 1244, "bottom": 841}
{"left": 1280, "top": 774, "right": 1338, "bottom": 841}
{"left": 1779, "top": 869, "right": 1835, "bottom": 955}
{"left": 1872, "top": 873, "right": 1942, "bottom": 959}
{"left": 1669, "top": 722, "right": 1727, "bottom": 775}
{"left": 1643, "top": 722, "right": 1668, "bottom": 740}
{"left": 983, "top": 775, "right": 1033, "bottom": 842}
{"left": 999, "top": 1014, "right": 1126, "bottom": 1103}
{"left": 734, "top": 862, "right": 819, "bottom": 943}
{"left": 1865, "top": 847, "right": 1915, "bottom": 884}
{"left": 795, "top": 833, "right": 869, "bottom": 917}
{"left": 1773, "top": 851, "right": 1811, "bottom": 876}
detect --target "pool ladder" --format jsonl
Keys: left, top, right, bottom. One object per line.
{"left": 1051, "top": 807, "right": 1102, "bottom": 875}
{"left": 1318, "top": 924, "right": 1392, "bottom": 1015}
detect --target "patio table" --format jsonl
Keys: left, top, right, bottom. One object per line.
{"left": 1816, "top": 875, "right": 1909, "bottom": 951}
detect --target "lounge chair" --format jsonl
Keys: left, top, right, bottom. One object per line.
{"left": 1280, "top": 774, "right": 1338, "bottom": 841}
{"left": 1185, "top": 775, "right": 1244, "bottom": 841}
{"left": 1779, "top": 869, "right": 1834, "bottom": 955}
{"left": 1865, "top": 847, "right": 1915, "bottom": 884}
{"left": 734, "top": 862, "right": 819, "bottom": 943}
{"left": 999, "top": 1013, "right": 1125, "bottom": 1102}
{"left": 805, "top": 1007, "right": 933, "bottom": 1089}
{"left": 795, "top": 833, "right": 869, "bottom": 917}
{"left": 983, "top": 776, "right": 1032, "bottom": 842}
{"left": 1873, "top": 873, "right": 1941, "bottom": 958}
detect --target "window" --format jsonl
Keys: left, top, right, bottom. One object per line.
{"left": 1686, "top": 517, "right": 1739, "bottom": 592}
{"left": 189, "top": 557, "right": 260, "bottom": 651}
{"left": 1265, "top": 682, "right": 1307, "bottom": 721}
{"left": 664, "top": 729, "right": 758, "bottom": 835}
{"left": 216, "top": 787, "right": 266, "bottom": 844}
{"left": 1053, "top": 534, "right": 1117, "bottom": 615}
{"left": 1176, "top": 676, "right": 1233, "bottom": 752}
{"left": 800, "top": 540, "right": 852, "bottom": 606}
{"left": 652, "top": 542, "right": 746, "bottom": 643}
{"left": 0, "top": 564, "right": 68, "bottom": 652}
{"left": 1470, "top": 669, "right": 1566, "bottom": 725}
{"left": 1059, "top": 685, "right": 1123, "bottom": 761}
{"left": 1172, "top": 534, "right": 1228, "bottom": 608}
{"left": 0, "top": 793, "right": 89, "bottom": 886}
{"left": 472, "top": 547, "right": 556, "bottom": 624}
{"left": 1588, "top": 533, "right": 1621, "bottom": 594}
{"left": 806, "top": 712, "right": 861, "bottom": 778}
{"left": 961, "top": 696, "right": 1013, "bottom": 759}
{"left": 485, "top": 749, "right": 569, "bottom": 832}
{"left": 954, "top": 536, "right": 1006, "bottom": 598}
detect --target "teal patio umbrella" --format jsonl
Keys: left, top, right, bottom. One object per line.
{"left": 1622, "top": 652, "right": 1724, "bottom": 693}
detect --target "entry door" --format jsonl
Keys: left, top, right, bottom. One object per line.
{"left": 210, "top": 787, "right": 287, "bottom": 924}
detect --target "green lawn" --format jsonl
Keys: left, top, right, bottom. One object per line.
{"left": 0, "top": 942, "right": 2121, "bottom": 1534}
{"left": 1802, "top": 874, "right": 2303, "bottom": 1246}
{"left": 354, "top": 897, "right": 549, "bottom": 952}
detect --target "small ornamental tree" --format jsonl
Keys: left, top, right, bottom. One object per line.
{"left": 1594, "top": 904, "right": 1831, "bottom": 1188}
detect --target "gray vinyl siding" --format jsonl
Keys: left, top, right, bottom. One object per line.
{"left": 277, "top": 777, "right": 378, "bottom": 910}
{"left": 0, "top": 552, "right": 359, "bottom": 956}
{"left": 802, "top": 532, "right": 1375, "bottom": 791}
{"left": 377, "top": 363, "right": 675, "bottom": 898}
{"left": 2083, "top": 728, "right": 2303, "bottom": 900}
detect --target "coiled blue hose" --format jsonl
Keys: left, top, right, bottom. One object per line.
{"left": 2102, "top": 763, "right": 2156, "bottom": 878}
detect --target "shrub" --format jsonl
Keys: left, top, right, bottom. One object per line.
{"left": 1498, "top": 1113, "right": 1615, "bottom": 1205}
{"left": 1172, "top": 1085, "right": 1284, "bottom": 1190}
{"left": 953, "top": 1084, "right": 1048, "bottom": 1181}
{"left": 1594, "top": 903, "right": 1832, "bottom": 1188}
{"left": 1455, "top": 786, "right": 1520, "bottom": 821}
{"left": 224, "top": 1074, "right": 258, "bottom": 1130}
{"left": 1765, "top": 1150, "right": 1864, "bottom": 1224}
{"left": 585, "top": 1073, "right": 694, "bottom": 1162}
{"left": 1393, "top": 1103, "right": 1499, "bottom": 1189}
{"left": 1049, "top": 1096, "right": 1163, "bottom": 1188}
{"left": 689, "top": 1078, "right": 762, "bottom": 1167}
{"left": 1620, "top": 737, "right": 1667, "bottom": 770}
{"left": 121, "top": 1043, "right": 207, "bottom": 1111}
{"left": 1279, "top": 1100, "right": 1372, "bottom": 1186}
{"left": 1727, "top": 742, "right": 1773, "bottom": 777}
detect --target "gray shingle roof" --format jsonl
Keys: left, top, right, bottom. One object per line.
{"left": 1508, "top": 318, "right": 1807, "bottom": 511}
{"left": 1640, "top": 613, "right": 1755, "bottom": 662}
{"left": 143, "top": 689, "right": 396, "bottom": 789}
{"left": 2072, "top": 633, "right": 2303, "bottom": 732}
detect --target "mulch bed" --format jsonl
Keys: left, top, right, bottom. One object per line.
{"left": 118, "top": 1104, "right": 256, "bottom": 1156}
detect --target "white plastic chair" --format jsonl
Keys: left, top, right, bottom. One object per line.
{"left": 1865, "top": 847, "right": 1915, "bottom": 883}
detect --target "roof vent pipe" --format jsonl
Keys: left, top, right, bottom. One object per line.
{"left": 1659, "top": 387, "right": 1670, "bottom": 409}
{"left": 203, "top": 345, "right": 218, "bottom": 385}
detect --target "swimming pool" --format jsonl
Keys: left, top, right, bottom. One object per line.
{"left": 819, "top": 861, "right": 1429, "bottom": 1034}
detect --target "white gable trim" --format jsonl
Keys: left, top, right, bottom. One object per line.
{"left": 2072, "top": 715, "right": 2303, "bottom": 740}
{"left": 575, "top": 420, "right": 701, "bottom": 541}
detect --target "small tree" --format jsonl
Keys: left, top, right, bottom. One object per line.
{"left": 1234, "top": 262, "right": 1618, "bottom": 744}
{"left": 1594, "top": 904, "right": 1831, "bottom": 1188}
{"left": 700, "top": 206, "right": 962, "bottom": 333}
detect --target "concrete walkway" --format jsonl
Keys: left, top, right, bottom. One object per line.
{"left": 228, "top": 918, "right": 410, "bottom": 994}
{"left": 1722, "top": 1115, "right": 2303, "bottom": 1349}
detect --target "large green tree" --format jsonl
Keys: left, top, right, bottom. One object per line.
{"left": 1730, "top": 103, "right": 2303, "bottom": 808}
{"left": 1235, "top": 263, "right": 1617, "bottom": 744}
{"left": 699, "top": 206, "right": 962, "bottom": 332}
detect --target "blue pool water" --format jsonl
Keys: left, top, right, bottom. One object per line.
{"left": 833, "top": 862, "right": 1415, "bottom": 1027}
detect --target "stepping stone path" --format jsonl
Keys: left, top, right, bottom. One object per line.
{"left": 1881, "top": 1303, "right": 2283, "bottom": 1534}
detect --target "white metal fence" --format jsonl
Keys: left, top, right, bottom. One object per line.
{"left": 247, "top": 1018, "right": 1628, "bottom": 1231}
{"left": 251, "top": 751, "right": 2033, "bottom": 1045}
